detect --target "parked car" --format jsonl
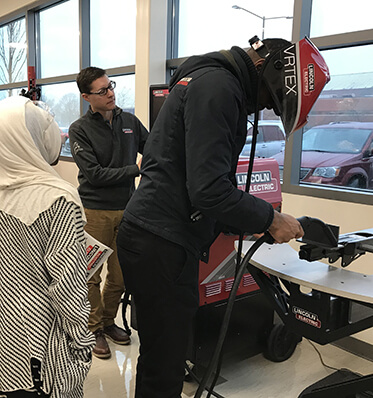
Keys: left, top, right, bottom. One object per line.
{"left": 272, "top": 122, "right": 373, "bottom": 189}
{"left": 60, "top": 127, "right": 69, "bottom": 144}
{"left": 60, "top": 137, "right": 71, "bottom": 157}
{"left": 240, "top": 120, "right": 285, "bottom": 158}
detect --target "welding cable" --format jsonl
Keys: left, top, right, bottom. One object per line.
{"left": 184, "top": 362, "right": 225, "bottom": 398}
{"left": 205, "top": 348, "right": 224, "bottom": 398}
{"left": 194, "top": 232, "right": 273, "bottom": 398}
{"left": 234, "top": 115, "right": 259, "bottom": 277}
{"left": 202, "top": 84, "right": 263, "bottom": 398}
{"left": 194, "top": 63, "right": 269, "bottom": 398}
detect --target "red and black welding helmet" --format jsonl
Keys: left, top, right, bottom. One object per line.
{"left": 254, "top": 36, "right": 330, "bottom": 137}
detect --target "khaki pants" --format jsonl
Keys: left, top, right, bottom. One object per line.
{"left": 84, "top": 208, "right": 125, "bottom": 332}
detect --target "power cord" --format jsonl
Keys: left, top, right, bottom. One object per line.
{"left": 306, "top": 338, "right": 342, "bottom": 372}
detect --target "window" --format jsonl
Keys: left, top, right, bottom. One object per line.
{"left": 295, "top": 123, "right": 373, "bottom": 190}
{"left": 41, "top": 82, "right": 80, "bottom": 129}
{"left": 1, "top": 0, "right": 138, "bottom": 162}
{"left": 41, "top": 82, "right": 80, "bottom": 157}
{"left": 0, "top": 88, "right": 26, "bottom": 100}
{"left": 31, "top": 0, "right": 137, "bottom": 159}
{"left": 242, "top": 120, "right": 285, "bottom": 158}
{"left": 176, "top": 0, "right": 294, "bottom": 57}
{"left": 310, "top": 0, "right": 373, "bottom": 37}
{"left": 307, "top": 45, "right": 373, "bottom": 129}
{"left": 112, "top": 74, "right": 135, "bottom": 114}
{"left": 39, "top": 0, "right": 79, "bottom": 78}
{"left": 297, "top": 45, "right": 373, "bottom": 192}
{"left": 90, "top": 0, "right": 136, "bottom": 69}
{"left": 270, "top": 1, "right": 373, "bottom": 203}
{"left": 265, "top": 126, "right": 284, "bottom": 142}
{"left": 0, "top": 18, "right": 27, "bottom": 84}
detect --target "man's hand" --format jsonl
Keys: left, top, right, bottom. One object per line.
{"left": 267, "top": 211, "right": 304, "bottom": 244}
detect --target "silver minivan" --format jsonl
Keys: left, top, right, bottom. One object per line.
{"left": 241, "top": 120, "right": 285, "bottom": 158}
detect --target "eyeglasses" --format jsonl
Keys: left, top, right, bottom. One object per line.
{"left": 88, "top": 80, "right": 116, "bottom": 96}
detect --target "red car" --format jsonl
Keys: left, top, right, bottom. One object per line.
{"left": 60, "top": 127, "right": 69, "bottom": 144}
{"left": 272, "top": 122, "right": 373, "bottom": 189}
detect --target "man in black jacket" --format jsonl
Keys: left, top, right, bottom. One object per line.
{"left": 117, "top": 37, "right": 329, "bottom": 397}
{"left": 69, "top": 67, "right": 148, "bottom": 359}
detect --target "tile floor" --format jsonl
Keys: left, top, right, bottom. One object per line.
{"left": 83, "top": 313, "right": 373, "bottom": 398}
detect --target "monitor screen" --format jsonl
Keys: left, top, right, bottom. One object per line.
{"left": 149, "top": 84, "right": 169, "bottom": 130}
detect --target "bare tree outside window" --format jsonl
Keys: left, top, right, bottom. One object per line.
{"left": 116, "top": 87, "right": 135, "bottom": 114}
{"left": 54, "top": 93, "right": 80, "bottom": 127}
{"left": 0, "top": 19, "right": 27, "bottom": 92}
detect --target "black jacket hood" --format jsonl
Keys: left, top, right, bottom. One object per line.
{"left": 169, "top": 46, "right": 259, "bottom": 113}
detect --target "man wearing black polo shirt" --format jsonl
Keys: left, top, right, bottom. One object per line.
{"left": 69, "top": 67, "right": 148, "bottom": 359}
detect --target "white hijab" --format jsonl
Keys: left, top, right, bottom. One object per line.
{"left": 0, "top": 96, "right": 85, "bottom": 225}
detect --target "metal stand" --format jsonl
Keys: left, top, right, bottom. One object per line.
{"left": 237, "top": 226, "right": 373, "bottom": 398}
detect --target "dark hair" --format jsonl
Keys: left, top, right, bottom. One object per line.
{"left": 76, "top": 66, "right": 107, "bottom": 94}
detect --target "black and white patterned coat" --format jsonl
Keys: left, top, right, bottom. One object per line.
{"left": 0, "top": 198, "right": 95, "bottom": 398}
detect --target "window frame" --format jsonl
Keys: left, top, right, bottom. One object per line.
{"left": 1, "top": 0, "right": 372, "bottom": 203}
{"left": 0, "top": 16, "right": 28, "bottom": 94}
{"left": 166, "top": 0, "right": 373, "bottom": 205}
{"left": 0, "top": 0, "right": 137, "bottom": 162}
{"left": 285, "top": 0, "right": 373, "bottom": 205}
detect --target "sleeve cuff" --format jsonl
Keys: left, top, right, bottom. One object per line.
{"left": 128, "top": 164, "right": 140, "bottom": 178}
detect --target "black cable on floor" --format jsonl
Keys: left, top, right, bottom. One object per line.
{"left": 184, "top": 362, "right": 225, "bottom": 398}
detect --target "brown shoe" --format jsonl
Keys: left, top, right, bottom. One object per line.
{"left": 104, "top": 324, "right": 131, "bottom": 345}
{"left": 93, "top": 329, "right": 111, "bottom": 359}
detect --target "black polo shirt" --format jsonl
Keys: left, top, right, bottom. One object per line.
{"left": 69, "top": 106, "right": 149, "bottom": 210}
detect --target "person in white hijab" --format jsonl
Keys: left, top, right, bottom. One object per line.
{"left": 0, "top": 96, "right": 95, "bottom": 398}
{"left": 0, "top": 96, "right": 84, "bottom": 225}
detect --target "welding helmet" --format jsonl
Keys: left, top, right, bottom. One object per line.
{"left": 251, "top": 36, "right": 330, "bottom": 138}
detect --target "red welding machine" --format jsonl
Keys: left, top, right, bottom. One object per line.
{"left": 198, "top": 157, "right": 282, "bottom": 306}
{"left": 187, "top": 157, "right": 285, "bottom": 376}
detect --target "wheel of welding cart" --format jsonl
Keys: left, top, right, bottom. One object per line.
{"left": 264, "top": 323, "right": 301, "bottom": 362}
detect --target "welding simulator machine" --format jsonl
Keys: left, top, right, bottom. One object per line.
{"left": 187, "top": 156, "right": 295, "bottom": 375}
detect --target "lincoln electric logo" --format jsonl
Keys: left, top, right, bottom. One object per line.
{"left": 177, "top": 77, "right": 192, "bottom": 86}
{"left": 293, "top": 306, "right": 321, "bottom": 328}
{"left": 73, "top": 141, "right": 83, "bottom": 155}
{"left": 283, "top": 45, "right": 297, "bottom": 96}
{"left": 303, "top": 64, "right": 315, "bottom": 95}
{"left": 236, "top": 171, "right": 277, "bottom": 194}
